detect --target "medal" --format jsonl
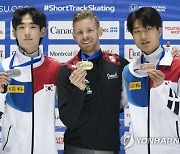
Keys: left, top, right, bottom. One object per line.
{"left": 76, "top": 61, "right": 93, "bottom": 70}
{"left": 139, "top": 63, "right": 155, "bottom": 72}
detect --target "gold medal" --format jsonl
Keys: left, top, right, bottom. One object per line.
{"left": 76, "top": 61, "right": 93, "bottom": 70}
{"left": 139, "top": 63, "right": 155, "bottom": 72}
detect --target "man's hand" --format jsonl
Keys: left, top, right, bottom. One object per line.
{"left": 0, "top": 72, "right": 9, "bottom": 93}
{"left": 166, "top": 41, "right": 180, "bottom": 57}
{"left": 171, "top": 46, "right": 180, "bottom": 57}
{"left": 147, "top": 69, "right": 165, "bottom": 88}
{"left": 69, "top": 68, "right": 87, "bottom": 91}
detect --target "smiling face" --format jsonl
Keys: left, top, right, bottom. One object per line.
{"left": 72, "top": 17, "right": 103, "bottom": 56}
{"left": 12, "top": 13, "right": 45, "bottom": 54}
{"left": 132, "top": 20, "right": 162, "bottom": 55}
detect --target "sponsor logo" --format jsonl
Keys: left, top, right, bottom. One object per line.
{"left": 55, "top": 108, "right": 65, "bottom": 127}
{"left": 129, "top": 82, "right": 141, "bottom": 90}
{"left": 124, "top": 21, "right": 133, "bottom": 39}
{"left": 0, "top": 5, "right": 29, "bottom": 13}
{"left": 101, "top": 45, "right": 119, "bottom": 55}
{"left": 129, "top": 4, "right": 138, "bottom": 12}
{"left": 44, "top": 4, "right": 115, "bottom": 13}
{"left": 100, "top": 21, "right": 119, "bottom": 39}
{"left": 8, "top": 85, "right": 24, "bottom": 93}
{"left": 0, "top": 45, "right": 5, "bottom": 61}
{"left": 124, "top": 45, "right": 142, "bottom": 62}
{"left": 48, "top": 21, "right": 73, "bottom": 39}
{"left": 0, "top": 21, "right": 5, "bottom": 40}
{"left": 124, "top": 108, "right": 131, "bottom": 127}
{"left": 129, "top": 4, "right": 166, "bottom": 12}
{"left": 55, "top": 132, "right": 65, "bottom": 150}
{"left": 48, "top": 45, "right": 79, "bottom": 63}
{"left": 48, "top": 21, "right": 119, "bottom": 39}
{"left": 163, "top": 21, "right": 180, "bottom": 39}
{"left": 107, "top": 72, "right": 118, "bottom": 79}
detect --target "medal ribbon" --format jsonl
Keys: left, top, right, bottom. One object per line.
{"left": 81, "top": 49, "right": 102, "bottom": 61}
{"left": 9, "top": 53, "right": 42, "bottom": 69}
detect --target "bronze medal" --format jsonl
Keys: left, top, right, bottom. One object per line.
{"left": 139, "top": 63, "right": 155, "bottom": 72}
{"left": 76, "top": 61, "right": 93, "bottom": 70}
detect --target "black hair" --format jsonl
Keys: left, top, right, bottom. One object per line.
{"left": 127, "top": 7, "right": 162, "bottom": 34}
{"left": 12, "top": 7, "right": 46, "bottom": 30}
{"left": 12, "top": 7, "right": 46, "bottom": 45}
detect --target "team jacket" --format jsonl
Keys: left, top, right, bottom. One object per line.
{"left": 123, "top": 46, "right": 180, "bottom": 154}
{"left": 57, "top": 50, "right": 129, "bottom": 152}
{"left": 0, "top": 49, "right": 60, "bottom": 154}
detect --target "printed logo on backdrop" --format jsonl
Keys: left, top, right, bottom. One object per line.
{"left": 124, "top": 108, "right": 131, "bottom": 127}
{"left": 163, "top": 21, "right": 180, "bottom": 39}
{"left": 129, "top": 4, "right": 138, "bottom": 12}
{"left": 0, "top": 45, "right": 5, "bottom": 61}
{"left": 48, "top": 21, "right": 119, "bottom": 40}
{"left": 10, "top": 45, "right": 43, "bottom": 56}
{"left": 55, "top": 132, "right": 64, "bottom": 150}
{"left": 48, "top": 45, "right": 79, "bottom": 63}
{"left": 101, "top": 45, "right": 119, "bottom": 55}
{"left": 124, "top": 21, "right": 133, "bottom": 40}
{"left": 55, "top": 108, "right": 65, "bottom": 127}
{"left": 43, "top": 4, "right": 115, "bottom": 13}
{"left": 0, "top": 21, "right": 5, "bottom": 40}
{"left": 48, "top": 21, "right": 73, "bottom": 39}
{"left": 129, "top": 4, "right": 166, "bottom": 12}
{"left": 100, "top": 21, "right": 119, "bottom": 39}
{"left": 48, "top": 44, "right": 119, "bottom": 63}
{"left": 124, "top": 45, "right": 142, "bottom": 62}
{"left": 0, "top": 5, "right": 29, "bottom": 13}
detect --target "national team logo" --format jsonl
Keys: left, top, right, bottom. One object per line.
{"left": 109, "top": 56, "right": 116, "bottom": 62}
{"left": 44, "top": 84, "right": 54, "bottom": 92}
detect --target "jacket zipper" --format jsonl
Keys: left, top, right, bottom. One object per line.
{"left": 176, "top": 121, "right": 180, "bottom": 139}
{"left": 31, "top": 60, "right": 35, "bottom": 154}
{"left": 147, "top": 78, "right": 150, "bottom": 154}
{"left": 2, "top": 126, "right": 12, "bottom": 150}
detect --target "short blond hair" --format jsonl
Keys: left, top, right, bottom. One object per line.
{"left": 73, "top": 10, "right": 100, "bottom": 29}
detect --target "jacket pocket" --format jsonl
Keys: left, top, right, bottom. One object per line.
{"left": 176, "top": 121, "right": 180, "bottom": 139}
{"left": 2, "top": 126, "right": 12, "bottom": 150}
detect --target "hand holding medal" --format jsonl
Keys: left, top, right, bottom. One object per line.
{"left": 69, "top": 68, "right": 87, "bottom": 91}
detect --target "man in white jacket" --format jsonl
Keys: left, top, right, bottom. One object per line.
{"left": 123, "top": 7, "right": 180, "bottom": 154}
{"left": 0, "top": 7, "right": 60, "bottom": 154}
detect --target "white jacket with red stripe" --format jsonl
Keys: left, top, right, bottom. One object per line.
{"left": 0, "top": 49, "right": 60, "bottom": 154}
{"left": 123, "top": 46, "right": 180, "bottom": 154}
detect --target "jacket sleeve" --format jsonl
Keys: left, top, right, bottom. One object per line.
{"left": 57, "top": 66, "right": 86, "bottom": 128}
{"left": 0, "top": 93, "right": 6, "bottom": 119}
{"left": 152, "top": 79, "right": 180, "bottom": 117}
{"left": 120, "top": 75, "right": 128, "bottom": 110}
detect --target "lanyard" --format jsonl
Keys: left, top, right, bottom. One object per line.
{"left": 81, "top": 50, "right": 102, "bottom": 61}
{"left": 9, "top": 53, "right": 42, "bottom": 69}
{"left": 141, "top": 48, "right": 165, "bottom": 69}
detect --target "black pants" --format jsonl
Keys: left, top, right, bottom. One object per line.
{"left": 64, "top": 144, "right": 118, "bottom": 154}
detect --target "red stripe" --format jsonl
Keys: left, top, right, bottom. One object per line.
{"left": 33, "top": 56, "right": 61, "bottom": 94}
